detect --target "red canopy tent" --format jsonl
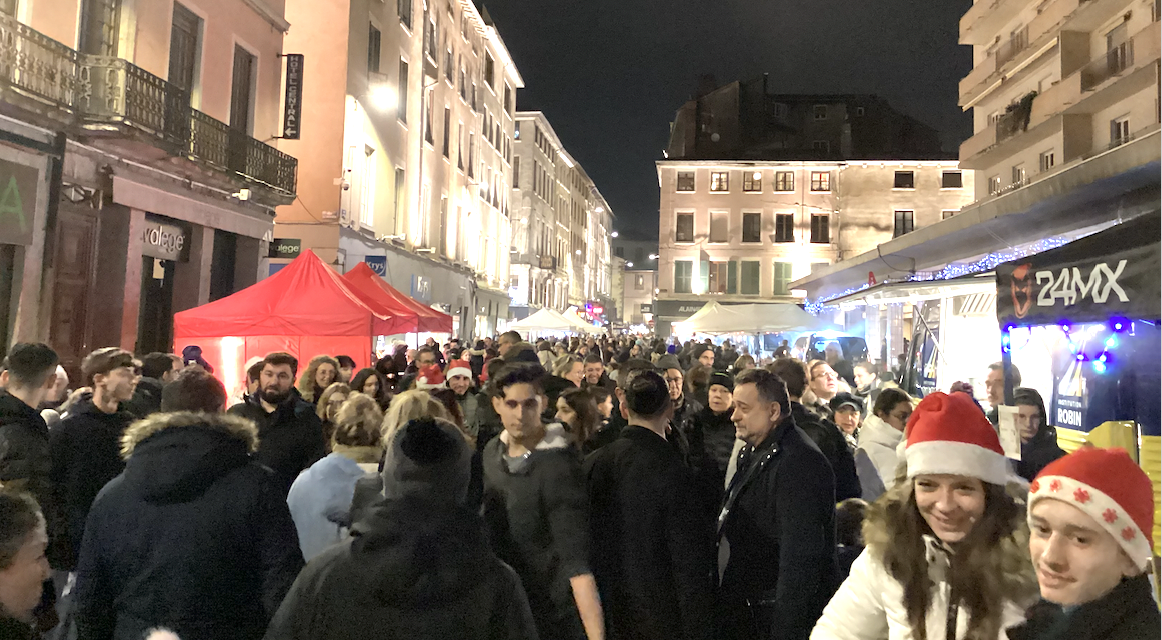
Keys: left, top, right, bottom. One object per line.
{"left": 172, "top": 250, "right": 403, "bottom": 399}
{"left": 342, "top": 262, "right": 454, "bottom": 333}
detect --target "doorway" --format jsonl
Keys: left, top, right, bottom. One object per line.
{"left": 137, "top": 256, "right": 175, "bottom": 354}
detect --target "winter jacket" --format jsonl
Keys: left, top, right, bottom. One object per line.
{"left": 718, "top": 415, "right": 838, "bottom": 640}
{"left": 790, "top": 403, "right": 861, "bottom": 502}
{"left": 228, "top": 390, "right": 326, "bottom": 497}
{"left": 672, "top": 395, "right": 703, "bottom": 437}
{"left": 0, "top": 616, "right": 39, "bottom": 640}
{"left": 584, "top": 425, "right": 717, "bottom": 640}
{"left": 685, "top": 406, "right": 738, "bottom": 512}
{"left": 264, "top": 496, "right": 538, "bottom": 640}
{"left": 48, "top": 396, "right": 135, "bottom": 570}
{"left": 119, "top": 377, "right": 164, "bottom": 420}
{"left": 1016, "top": 425, "right": 1065, "bottom": 482}
{"left": 455, "top": 391, "right": 480, "bottom": 434}
{"left": 1006, "top": 573, "right": 1160, "bottom": 640}
{"left": 482, "top": 423, "right": 591, "bottom": 640}
{"left": 0, "top": 391, "right": 55, "bottom": 522}
{"left": 286, "top": 447, "right": 380, "bottom": 562}
{"left": 853, "top": 414, "right": 903, "bottom": 501}
{"left": 582, "top": 373, "right": 616, "bottom": 393}
{"left": 74, "top": 412, "right": 304, "bottom": 640}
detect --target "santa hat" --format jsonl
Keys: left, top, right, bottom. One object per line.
{"left": 904, "top": 392, "right": 1009, "bottom": 486}
{"left": 446, "top": 359, "right": 472, "bottom": 380}
{"left": 1029, "top": 447, "right": 1154, "bottom": 570}
{"left": 415, "top": 364, "right": 446, "bottom": 390}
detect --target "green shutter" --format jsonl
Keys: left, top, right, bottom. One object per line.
{"left": 741, "top": 261, "right": 760, "bottom": 295}
{"left": 727, "top": 260, "right": 738, "bottom": 294}
{"left": 699, "top": 258, "right": 709, "bottom": 293}
{"left": 774, "top": 262, "right": 792, "bottom": 295}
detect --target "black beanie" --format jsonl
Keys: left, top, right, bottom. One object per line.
{"left": 709, "top": 371, "right": 734, "bottom": 392}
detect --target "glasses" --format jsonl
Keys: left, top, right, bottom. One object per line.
{"left": 814, "top": 371, "right": 839, "bottom": 380}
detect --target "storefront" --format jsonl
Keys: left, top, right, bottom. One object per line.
{"left": 653, "top": 299, "right": 712, "bottom": 336}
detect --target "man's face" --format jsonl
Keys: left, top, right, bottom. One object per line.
{"left": 417, "top": 351, "right": 436, "bottom": 368}
{"left": 259, "top": 364, "right": 295, "bottom": 405}
{"left": 730, "top": 382, "right": 780, "bottom": 447}
{"left": 498, "top": 336, "right": 516, "bottom": 357}
{"left": 584, "top": 362, "right": 604, "bottom": 384}
{"left": 708, "top": 384, "right": 732, "bottom": 413}
{"left": 449, "top": 374, "right": 471, "bottom": 396}
{"left": 484, "top": 337, "right": 494, "bottom": 348}
{"left": 492, "top": 382, "right": 545, "bottom": 440}
{"left": 663, "top": 369, "right": 684, "bottom": 401}
{"left": 834, "top": 407, "right": 860, "bottom": 435}
{"left": 97, "top": 366, "right": 138, "bottom": 403}
{"left": 809, "top": 364, "right": 839, "bottom": 400}
{"left": 1029, "top": 498, "right": 1137, "bottom": 606}
{"left": 985, "top": 368, "right": 1005, "bottom": 406}
{"left": 853, "top": 366, "right": 875, "bottom": 390}
{"left": 1016, "top": 403, "right": 1041, "bottom": 443}
{"left": 0, "top": 524, "right": 49, "bottom": 623}
{"left": 698, "top": 350, "right": 716, "bottom": 367}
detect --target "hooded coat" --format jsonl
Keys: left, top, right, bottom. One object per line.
{"left": 789, "top": 402, "right": 861, "bottom": 502}
{"left": 1013, "top": 394, "right": 1064, "bottom": 482}
{"left": 1005, "top": 573, "right": 1160, "bottom": 640}
{"left": 263, "top": 497, "right": 537, "bottom": 640}
{"left": 852, "top": 414, "right": 904, "bottom": 501}
{"left": 73, "top": 412, "right": 304, "bottom": 640}
{"left": 286, "top": 447, "right": 381, "bottom": 562}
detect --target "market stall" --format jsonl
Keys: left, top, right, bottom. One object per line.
{"left": 509, "top": 308, "right": 582, "bottom": 335}
{"left": 562, "top": 307, "right": 604, "bottom": 335}
{"left": 342, "top": 262, "right": 454, "bottom": 334}
{"left": 673, "top": 301, "right": 836, "bottom": 335}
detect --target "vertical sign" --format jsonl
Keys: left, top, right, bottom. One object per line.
{"left": 282, "top": 54, "right": 304, "bottom": 140}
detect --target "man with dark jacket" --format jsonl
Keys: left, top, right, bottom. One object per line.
{"left": 265, "top": 416, "right": 538, "bottom": 640}
{"left": 228, "top": 352, "right": 325, "bottom": 497}
{"left": 719, "top": 368, "right": 836, "bottom": 640}
{"left": 686, "top": 372, "right": 738, "bottom": 511}
{"left": 584, "top": 370, "right": 716, "bottom": 640}
{"left": 581, "top": 354, "right": 615, "bottom": 393}
{"left": 74, "top": 368, "right": 304, "bottom": 640}
{"left": 769, "top": 359, "right": 861, "bottom": 502}
{"left": 0, "top": 343, "right": 60, "bottom": 533}
{"left": 119, "top": 352, "right": 179, "bottom": 419}
{"left": 586, "top": 358, "right": 656, "bottom": 452}
{"left": 49, "top": 348, "right": 138, "bottom": 570}
{"left": 1013, "top": 387, "right": 1065, "bottom": 481}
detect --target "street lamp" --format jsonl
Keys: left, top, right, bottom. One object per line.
{"left": 611, "top": 231, "right": 619, "bottom": 238}
{"left": 649, "top": 254, "right": 658, "bottom": 260}
{"left": 626, "top": 262, "right": 634, "bottom": 268}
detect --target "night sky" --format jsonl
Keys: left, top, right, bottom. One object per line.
{"left": 483, "top": 0, "right": 973, "bottom": 240}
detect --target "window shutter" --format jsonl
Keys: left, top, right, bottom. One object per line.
{"left": 699, "top": 258, "right": 710, "bottom": 293}
{"left": 727, "top": 260, "right": 738, "bottom": 294}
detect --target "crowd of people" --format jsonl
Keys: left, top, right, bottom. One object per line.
{"left": 0, "top": 333, "right": 1156, "bottom": 640}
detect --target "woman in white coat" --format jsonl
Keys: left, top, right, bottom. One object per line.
{"left": 853, "top": 387, "right": 913, "bottom": 500}
{"left": 812, "top": 391, "right": 1038, "bottom": 640}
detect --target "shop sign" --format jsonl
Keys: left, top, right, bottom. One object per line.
{"left": 640, "top": 303, "right": 653, "bottom": 314}
{"left": 411, "top": 274, "right": 431, "bottom": 302}
{"left": 0, "top": 159, "right": 40, "bottom": 246}
{"left": 364, "top": 255, "right": 387, "bottom": 277}
{"left": 538, "top": 255, "right": 556, "bottom": 269}
{"left": 282, "top": 54, "right": 304, "bottom": 140}
{"left": 653, "top": 299, "right": 706, "bottom": 319}
{"left": 141, "top": 215, "right": 189, "bottom": 262}
{"left": 268, "top": 238, "right": 301, "bottom": 259}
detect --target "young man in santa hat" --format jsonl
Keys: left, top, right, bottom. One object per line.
{"left": 1008, "top": 446, "right": 1160, "bottom": 640}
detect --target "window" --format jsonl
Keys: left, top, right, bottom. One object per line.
{"left": 812, "top": 140, "right": 830, "bottom": 154}
{"left": 1106, "top": 23, "right": 1131, "bottom": 76}
{"left": 855, "top": 106, "right": 866, "bottom": 116}
{"left": 513, "top": 121, "right": 520, "bottom": 140}
{"left": 813, "top": 104, "right": 827, "bottom": 120}
{"left": 79, "top": 0, "right": 121, "bottom": 56}
{"left": 773, "top": 262, "right": 793, "bottom": 295}
{"left": 743, "top": 170, "right": 762, "bottom": 192}
{"left": 1011, "top": 163, "right": 1026, "bottom": 186}
{"left": 674, "top": 261, "right": 693, "bottom": 293}
{"left": 774, "top": 171, "right": 794, "bottom": 191}
{"left": 676, "top": 171, "right": 695, "bottom": 192}
{"left": 742, "top": 213, "right": 761, "bottom": 243}
{"left": 424, "top": 95, "right": 434, "bottom": 144}
{"left": 893, "top": 210, "right": 914, "bottom": 237}
{"left": 810, "top": 214, "right": 830, "bottom": 243}
{"left": 893, "top": 171, "right": 914, "bottom": 189}
{"left": 810, "top": 171, "right": 830, "bottom": 192}
{"left": 445, "top": 44, "right": 453, "bottom": 82}
{"left": 774, "top": 213, "right": 794, "bottom": 242}
{"left": 709, "top": 211, "right": 728, "bottom": 243}
{"left": 942, "top": 210, "right": 957, "bottom": 220}
{"left": 710, "top": 171, "right": 729, "bottom": 192}
{"left": 988, "top": 175, "right": 1001, "bottom": 195}
{"left": 635, "top": 274, "right": 644, "bottom": 290}
{"left": 1110, "top": 115, "right": 1131, "bottom": 147}
{"left": 941, "top": 171, "right": 962, "bottom": 188}
{"left": 168, "top": 3, "right": 202, "bottom": 97}
{"left": 393, "top": 167, "right": 406, "bottom": 228}
{"left": 397, "top": 59, "right": 408, "bottom": 122}
{"left": 504, "top": 84, "right": 513, "bottom": 114}
{"left": 484, "top": 52, "right": 495, "bottom": 88}
{"left": 740, "top": 261, "right": 761, "bottom": 295}
{"left": 773, "top": 103, "right": 788, "bottom": 118}
{"left": 675, "top": 213, "right": 694, "bottom": 243}
{"left": 398, "top": 0, "right": 412, "bottom": 28}
{"left": 229, "top": 45, "right": 255, "bottom": 134}
{"left": 512, "top": 156, "right": 519, "bottom": 188}
{"left": 708, "top": 262, "right": 730, "bottom": 294}
{"left": 367, "top": 24, "right": 381, "bottom": 73}
{"left": 1039, "top": 149, "right": 1055, "bottom": 172}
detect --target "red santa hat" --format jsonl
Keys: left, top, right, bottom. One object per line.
{"left": 1028, "top": 447, "right": 1154, "bottom": 570}
{"left": 904, "top": 391, "right": 1010, "bottom": 486}
{"left": 445, "top": 359, "right": 472, "bottom": 380}
{"left": 415, "top": 364, "right": 446, "bottom": 390}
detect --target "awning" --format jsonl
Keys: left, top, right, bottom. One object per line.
{"left": 674, "top": 300, "right": 837, "bottom": 335}
{"left": 826, "top": 273, "right": 997, "bottom": 308}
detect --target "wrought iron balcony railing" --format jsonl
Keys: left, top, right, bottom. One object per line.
{"left": 0, "top": 11, "right": 78, "bottom": 109}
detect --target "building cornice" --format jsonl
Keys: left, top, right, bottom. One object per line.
{"left": 656, "top": 159, "right": 961, "bottom": 169}
{"left": 244, "top": 0, "right": 290, "bottom": 32}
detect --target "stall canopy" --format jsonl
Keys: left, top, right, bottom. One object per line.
{"left": 509, "top": 308, "right": 580, "bottom": 333}
{"left": 562, "top": 307, "right": 603, "bottom": 334}
{"left": 342, "top": 262, "right": 454, "bottom": 333}
{"left": 674, "top": 301, "right": 837, "bottom": 335}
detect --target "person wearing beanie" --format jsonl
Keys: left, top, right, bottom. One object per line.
{"left": 413, "top": 364, "right": 446, "bottom": 391}
{"left": 265, "top": 417, "right": 538, "bottom": 640}
{"left": 1006, "top": 447, "right": 1159, "bottom": 640}
{"left": 686, "top": 371, "right": 738, "bottom": 509}
{"left": 813, "top": 391, "right": 1039, "bottom": 640}
{"left": 1012, "top": 387, "right": 1064, "bottom": 482}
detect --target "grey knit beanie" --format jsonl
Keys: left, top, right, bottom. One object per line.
{"left": 381, "top": 417, "right": 472, "bottom": 506}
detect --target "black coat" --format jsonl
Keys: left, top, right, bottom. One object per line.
{"left": 1017, "top": 425, "right": 1066, "bottom": 482}
{"left": 685, "top": 406, "right": 738, "bottom": 513}
{"left": 1007, "top": 574, "right": 1161, "bottom": 640}
{"left": 119, "top": 377, "right": 164, "bottom": 420}
{"left": 789, "top": 403, "right": 861, "bottom": 502}
{"left": 48, "top": 396, "right": 135, "bottom": 570}
{"left": 584, "top": 425, "right": 717, "bottom": 640}
{"left": 74, "top": 412, "right": 304, "bottom": 640}
{"left": 718, "top": 415, "right": 837, "bottom": 640}
{"left": 228, "top": 391, "right": 326, "bottom": 497}
{"left": 264, "top": 496, "right": 538, "bottom": 640}
{"left": 0, "top": 616, "right": 39, "bottom": 640}
{"left": 0, "top": 392, "right": 55, "bottom": 528}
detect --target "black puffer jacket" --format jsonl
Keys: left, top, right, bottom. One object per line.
{"left": 228, "top": 390, "right": 326, "bottom": 497}
{"left": 264, "top": 497, "right": 537, "bottom": 640}
{"left": 0, "top": 391, "right": 55, "bottom": 525}
{"left": 119, "top": 377, "right": 164, "bottom": 420}
{"left": 74, "top": 412, "right": 304, "bottom": 640}
{"left": 1007, "top": 573, "right": 1160, "bottom": 640}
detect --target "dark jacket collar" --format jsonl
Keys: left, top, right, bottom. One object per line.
{"left": 1008, "top": 574, "right": 1160, "bottom": 640}
{"left": 0, "top": 390, "right": 43, "bottom": 426}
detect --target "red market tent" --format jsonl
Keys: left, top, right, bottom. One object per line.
{"left": 342, "top": 262, "right": 454, "bottom": 333}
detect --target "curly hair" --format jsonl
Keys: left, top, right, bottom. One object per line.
{"left": 296, "top": 355, "right": 340, "bottom": 403}
{"left": 552, "top": 354, "right": 581, "bottom": 378}
{"left": 382, "top": 390, "right": 449, "bottom": 443}
{"left": 315, "top": 382, "right": 352, "bottom": 423}
{"left": 332, "top": 393, "right": 384, "bottom": 448}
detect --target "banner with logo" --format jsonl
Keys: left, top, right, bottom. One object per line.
{"left": 996, "top": 213, "right": 1160, "bottom": 327}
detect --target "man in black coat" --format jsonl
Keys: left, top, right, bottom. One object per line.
{"left": 74, "top": 368, "right": 304, "bottom": 640}
{"left": 228, "top": 352, "right": 325, "bottom": 497}
{"left": 685, "top": 372, "right": 738, "bottom": 513}
{"left": 718, "top": 368, "right": 836, "bottom": 640}
{"left": 581, "top": 354, "right": 616, "bottom": 393}
{"left": 584, "top": 370, "right": 716, "bottom": 640}
{"left": 119, "top": 352, "right": 179, "bottom": 419}
{"left": 0, "top": 344, "right": 61, "bottom": 534}
{"left": 1013, "top": 387, "right": 1065, "bottom": 482}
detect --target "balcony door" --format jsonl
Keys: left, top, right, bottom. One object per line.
{"left": 168, "top": 3, "right": 201, "bottom": 99}
{"left": 229, "top": 45, "right": 255, "bottom": 134}
{"left": 79, "top": 0, "right": 121, "bottom": 56}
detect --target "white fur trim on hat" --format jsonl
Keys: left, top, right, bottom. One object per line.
{"left": 905, "top": 439, "right": 1010, "bottom": 486}
{"left": 1028, "top": 475, "right": 1153, "bottom": 570}
{"left": 446, "top": 365, "right": 472, "bottom": 379}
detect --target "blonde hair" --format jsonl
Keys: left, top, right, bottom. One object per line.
{"left": 552, "top": 354, "right": 580, "bottom": 377}
{"left": 381, "top": 390, "right": 449, "bottom": 442}
{"left": 297, "top": 355, "right": 340, "bottom": 403}
{"left": 332, "top": 393, "right": 384, "bottom": 448}
{"left": 315, "top": 382, "right": 352, "bottom": 422}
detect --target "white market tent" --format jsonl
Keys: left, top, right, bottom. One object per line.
{"left": 562, "top": 307, "right": 604, "bottom": 334}
{"left": 509, "top": 308, "right": 580, "bottom": 333}
{"left": 674, "top": 301, "right": 838, "bottom": 335}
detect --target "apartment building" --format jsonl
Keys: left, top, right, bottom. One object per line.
{"left": 276, "top": 0, "right": 521, "bottom": 338}
{"left": 0, "top": 0, "right": 296, "bottom": 375}
{"left": 509, "top": 111, "right": 614, "bottom": 324}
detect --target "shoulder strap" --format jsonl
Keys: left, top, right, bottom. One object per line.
{"left": 717, "top": 441, "right": 779, "bottom": 539}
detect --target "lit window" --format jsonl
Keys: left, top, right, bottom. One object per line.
{"left": 743, "top": 171, "right": 762, "bottom": 192}
{"left": 774, "top": 171, "right": 794, "bottom": 192}
{"left": 710, "top": 171, "right": 729, "bottom": 192}
{"left": 810, "top": 171, "right": 830, "bottom": 192}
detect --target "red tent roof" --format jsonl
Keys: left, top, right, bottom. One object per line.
{"left": 343, "top": 262, "right": 454, "bottom": 333}
{"left": 173, "top": 250, "right": 404, "bottom": 338}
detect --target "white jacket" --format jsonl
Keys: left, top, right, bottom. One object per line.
{"left": 854, "top": 414, "right": 903, "bottom": 498}
{"left": 811, "top": 538, "right": 1027, "bottom": 640}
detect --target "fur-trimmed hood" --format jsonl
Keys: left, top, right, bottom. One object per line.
{"left": 121, "top": 411, "right": 259, "bottom": 458}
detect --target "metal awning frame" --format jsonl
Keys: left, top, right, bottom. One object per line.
{"left": 828, "top": 273, "right": 997, "bottom": 309}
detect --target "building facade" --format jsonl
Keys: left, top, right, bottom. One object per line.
{"left": 276, "top": 0, "right": 522, "bottom": 339}
{"left": 0, "top": 0, "right": 296, "bottom": 377}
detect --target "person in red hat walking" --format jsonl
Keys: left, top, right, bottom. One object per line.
{"left": 812, "top": 391, "right": 1039, "bottom": 640}
{"left": 1007, "top": 447, "right": 1159, "bottom": 640}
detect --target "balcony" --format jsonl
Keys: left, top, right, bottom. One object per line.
{"left": 960, "top": 0, "right": 1026, "bottom": 45}
{"left": 0, "top": 11, "right": 77, "bottom": 125}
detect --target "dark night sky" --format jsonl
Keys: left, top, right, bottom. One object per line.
{"left": 483, "top": 0, "right": 974, "bottom": 240}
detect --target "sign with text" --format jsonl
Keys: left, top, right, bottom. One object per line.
{"left": 364, "top": 255, "right": 387, "bottom": 277}
{"left": 0, "top": 159, "right": 40, "bottom": 246}
{"left": 141, "top": 215, "right": 189, "bottom": 262}
{"left": 282, "top": 54, "right": 304, "bottom": 139}
{"left": 640, "top": 303, "right": 653, "bottom": 314}
{"left": 268, "top": 238, "right": 301, "bottom": 259}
